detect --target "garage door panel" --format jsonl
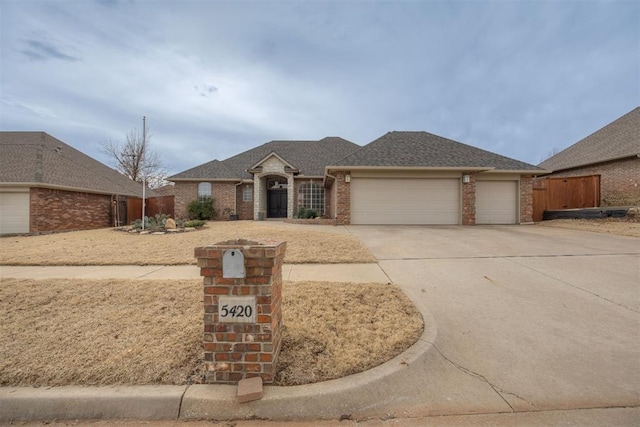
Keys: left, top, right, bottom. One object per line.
{"left": 476, "top": 181, "right": 517, "bottom": 224}
{"left": 0, "top": 192, "right": 30, "bottom": 234}
{"left": 351, "top": 178, "right": 459, "bottom": 225}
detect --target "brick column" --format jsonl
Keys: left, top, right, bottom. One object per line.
{"left": 462, "top": 174, "right": 476, "bottom": 225}
{"left": 519, "top": 175, "right": 534, "bottom": 223}
{"left": 194, "top": 239, "right": 286, "bottom": 384}
{"left": 335, "top": 171, "right": 351, "bottom": 225}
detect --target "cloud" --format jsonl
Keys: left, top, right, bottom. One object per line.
{"left": 194, "top": 85, "right": 218, "bottom": 97}
{"left": 1, "top": 95, "right": 57, "bottom": 118}
{"left": 0, "top": 0, "right": 637, "bottom": 174}
{"left": 19, "top": 38, "right": 80, "bottom": 62}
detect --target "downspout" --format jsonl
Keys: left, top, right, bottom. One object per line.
{"left": 111, "top": 195, "right": 117, "bottom": 227}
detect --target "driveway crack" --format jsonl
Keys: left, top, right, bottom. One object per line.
{"left": 430, "top": 343, "right": 535, "bottom": 411}
{"left": 508, "top": 258, "right": 639, "bottom": 314}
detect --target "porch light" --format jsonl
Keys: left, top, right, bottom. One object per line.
{"left": 345, "top": 174, "right": 351, "bottom": 183}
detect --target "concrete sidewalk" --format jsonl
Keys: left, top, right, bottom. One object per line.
{"left": 0, "top": 263, "right": 390, "bottom": 283}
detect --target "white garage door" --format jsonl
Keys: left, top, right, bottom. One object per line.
{"left": 476, "top": 181, "right": 517, "bottom": 224}
{"left": 351, "top": 178, "right": 460, "bottom": 225}
{"left": 0, "top": 191, "right": 30, "bottom": 234}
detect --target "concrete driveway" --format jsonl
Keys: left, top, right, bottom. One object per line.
{"left": 347, "top": 224, "right": 640, "bottom": 415}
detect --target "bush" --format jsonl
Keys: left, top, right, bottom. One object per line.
{"left": 188, "top": 198, "right": 217, "bottom": 220}
{"left": 296, "top": 207, "right": 318, "bottom": 219}
{"left": 183, "top": 219, "right": 206, "bottom": 228}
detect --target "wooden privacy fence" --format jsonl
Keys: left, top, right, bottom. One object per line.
{"left": 126, "top": 196, "right": 175, "bottom": 224}
{"left": 533, "top": 175, "right": 600, "bottom": 221}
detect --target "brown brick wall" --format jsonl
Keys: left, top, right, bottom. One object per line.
{"left": 546, "top": 158, "right": 640, "bottom": 206}
{"left": 235, "top": 184, "right": 254, "bottom": 220}
{"left": 212, "top": 182, "right": 237, "bottom": 220}
{"left": 174, "top": 182, "right": 198, "bottom": 220}
{"left": 176, "top": 181, "right": 253, "bottom": 220}
{"left": 519, "top": 175, "right": 534, "bottom": 223}
{"left": 30, "top": 187, "right": 113, "bottom": 233}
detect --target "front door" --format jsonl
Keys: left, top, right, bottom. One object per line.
{"left": 267, "top": 189, "right": 287, "bottom": 218}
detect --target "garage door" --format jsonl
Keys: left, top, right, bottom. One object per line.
{"left": 351, "top": 178, "right": 460, "bottom": 225}
{"left": 476, "top": 181, "right": 517, "bottom": 224}
{"left": 0, "top": 191, "right": 30, "bottom": 234}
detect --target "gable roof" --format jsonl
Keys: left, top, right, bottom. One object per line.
{"left": 169, "top": 137, "right": 360, "bottom": 181}
{"left": 0, "top": 131, "right": 145, "bottom": 197}
{"left": 538, "top": 107, "right": 640, "bottom": 172}
{"left": 331, "top": 131, "right": 543, "bottom": 172}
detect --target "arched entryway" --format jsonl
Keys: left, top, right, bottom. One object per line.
{"left": 267, "top": 177, "right": 288, "bottom": 218}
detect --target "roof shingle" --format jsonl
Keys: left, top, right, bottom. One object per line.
{"left": 332, "top": 131, "right": 543, "bottom": 171}
{"left": 0, "top": 132, "right": 145, "bottom": 197}
{"left": 169, "top": 137, "right": 361, "bottom": 180}
{"left": 538, "top": 107, "right": 640, "bottom": 171}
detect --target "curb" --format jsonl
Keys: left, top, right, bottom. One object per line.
{"left": 0, "top": 385, "right": 186, "bottom": 421}
{"left": 0, "top": 311, "right": 437, "bottom": 422}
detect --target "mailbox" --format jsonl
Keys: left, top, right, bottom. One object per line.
{"left": 222, "top": 249, "right": 245, "bottom": 278}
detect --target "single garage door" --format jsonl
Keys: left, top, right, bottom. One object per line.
{"left": 476, "top": 181, "right": 517, "bottom": 224}
{"left": 351, "top": 178, "right": 460, "bottom": 225}
{"left": 0, "top": 191, "right": 30, "bottom": 234}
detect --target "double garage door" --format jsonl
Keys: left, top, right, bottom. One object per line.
{"left": 0, "top": 191, "right": 30, "bottom": 234}
{"left": 350, "top": 178, "right": 517, "bottom": 225}
{"left": 351, "top": 178, "right": 460, "bottom": 225}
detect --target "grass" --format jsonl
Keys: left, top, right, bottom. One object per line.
{"left": 0, "top": 221, "right": 376, "bottom": 265}
{"left": 0, "top": 278, "right": 423, "bottom": 387}
{"left": 536, "top": 217, "right": 640, "bottom": 237}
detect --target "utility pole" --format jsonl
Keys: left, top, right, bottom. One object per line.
{"left": 141, "top": 116, "right": 146, "bottom": 229}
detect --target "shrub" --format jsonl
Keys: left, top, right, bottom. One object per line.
{"left": 188, "top": 198, "right": 217, "bottom": 220}
{"left": 296, "top": 207, "right": 318, "bottom": 219}
{"left": 183, "top": 219, "right": 206, "bottom": 228}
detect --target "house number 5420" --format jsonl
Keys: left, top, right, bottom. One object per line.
{"left": 218, "top": 296, "right": 256, "bottom": 324}
{"left": 221, "top": 304, "right": 252, "bottom": 318}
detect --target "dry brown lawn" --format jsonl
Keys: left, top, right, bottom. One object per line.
{"left": 0, "top": 221, "right": 376, "bottom": 265}
{"left": 536, "top": 217, "right": 640, "bottom": 237}
{"left": 0, "top": 278, "right": 423, "bottom": 387}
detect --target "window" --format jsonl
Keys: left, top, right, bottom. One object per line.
{"left": 298, "top": 182, "right": 324, "bottom": 215}
{"left": 198, "top": 182, "right": 211, "bottom": 201}
{"left": 243, "top": 185, "right": 253, "bottom": 202}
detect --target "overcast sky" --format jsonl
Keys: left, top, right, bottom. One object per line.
{"left": 1, "top": 0, "right": 638, "bottom": 176}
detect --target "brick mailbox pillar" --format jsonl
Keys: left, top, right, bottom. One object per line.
{"left": 194, "top": 239, "right": 286, "bottom": 384}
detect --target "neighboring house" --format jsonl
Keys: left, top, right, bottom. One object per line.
{"left": 169, "top": 131, "right": 543, "bottom": 225}
{"left": 538, "top": 107, "right": 640, "bottom": 206}
{"left": 0, "top": 131, "right": 145, "bottom": 235}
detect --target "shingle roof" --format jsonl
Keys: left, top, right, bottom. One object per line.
{"left": 0, "top": 131, "right": 145, "bottom": 197}
{"left": 538, "top": 107, "right": 640, "bottom": 172}
{"left": 331, "top": 131, "right": 543, "bottom": 171}
{"left": 169, "top": 137, "right": 361, "bottom": 180}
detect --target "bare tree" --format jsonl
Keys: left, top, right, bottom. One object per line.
{"left": 539, "top": 147, "right": 562, "bottom": 164}
{"left": 102, "top": 119, "right": 167, "bottom": 188}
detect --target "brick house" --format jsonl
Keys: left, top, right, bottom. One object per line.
{"left": 169, "top": 131, "right": 543, "bottom": 225}
{"left": 0, "top": 132, "right": 146, "bottom": 235}
{"left": 538, "top": 107, "right": 640, "bottom": 206}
